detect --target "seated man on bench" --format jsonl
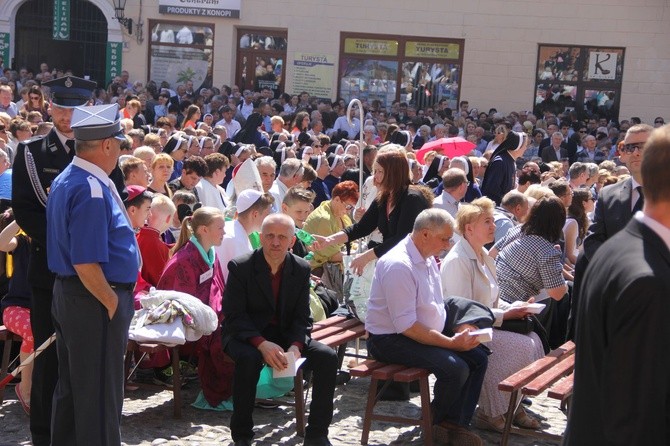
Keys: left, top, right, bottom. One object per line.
{"left": 366, "top": 208, "right": 488, "bottom": 446}
{"left": 222, "top": 213, "right": 338, "bottom": 446}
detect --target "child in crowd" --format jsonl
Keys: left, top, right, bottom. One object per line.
{"left": 0, "top": 209, "right": 33, "bottom": 414}
{"left": 135, "top": 194, "right": 177, "bottom": 298}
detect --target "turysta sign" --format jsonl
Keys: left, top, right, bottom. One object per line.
{"left": 158, "top": 0, "right": 241, "bottom": 18}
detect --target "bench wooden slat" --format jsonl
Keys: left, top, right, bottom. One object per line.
{"left": 498, "top": 341, "right": 575, "bottom": 392}
{"left": 371, "top": 364, "right": 408, "bottom": 380}
{"left": 547, "top": 374, "right": 574, "bottom": 401}
{"left": 0, "top": 326, "right": 19, "bottom": 341}
{"left": 318, "top": 326, "right": 367, "bottom": 348}
{"left": 311, "top": 318, "right": 364, "bottom": 341}
{"left": 312, "top": 316, "right": 347, "bottom": 330}
{"left": 350, "top": 359, "right": 386, "bottom": 378}
{"left": 393, "top": 367, "right": 430, "bottom": 382}
{"left": 524, "top": 354, "right": 575, "bottom": 396}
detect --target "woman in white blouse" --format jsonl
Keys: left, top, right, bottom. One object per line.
{"left": 440, "top": 197, "right": 544, "bottom": 432}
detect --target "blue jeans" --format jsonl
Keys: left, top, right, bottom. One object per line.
{"left": 367, "top": 333, "right": 488, "bottom": 426}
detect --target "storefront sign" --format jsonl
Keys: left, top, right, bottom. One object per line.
{"left": 292, "top": 53, "right": 335, "bottom": 99}
{"left": 588, "top": 51, "right": 617, "bottom": 80}
{"left": 53, "top": 0, "right": 70, "bottom": 40}
{"left": 0, "top": 34, "right": 9, "bottom": 69}
{"left": 405, "top": 42, "right": 460, "bottom": 59}
{"left": 344, "top": 38, "right": 398, "bottom": 56}
{"left": 150, "top": 45, "right": 210, "bottom": 92}
{"left": 158, "top": 0, "right": 241, "bottom": 18}
{"left": 106, "top": 42, "right": 123, "bottom": 86}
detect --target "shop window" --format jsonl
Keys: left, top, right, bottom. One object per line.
{"left": 338, "top": 33, "right": 464, "bottom": 111}
{"left": 534, "top": 45, "right": 624, "bottom": 121}
{"left": 236, "top": 29, "right": 287, "bottom": 97}
{"left": 148, "top": 20, "right": 214, "bottom": 91}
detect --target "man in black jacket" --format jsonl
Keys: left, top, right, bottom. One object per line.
{"left": 221, "top": 214, "right": 337, "bottom": 446}
{"left": 12, "top": 75, "right": 95, "bottom": 446}
{"left": 566, "top": 124, "right": 670, "bottom": 445}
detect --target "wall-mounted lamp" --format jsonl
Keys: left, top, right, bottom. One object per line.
{"left": 113, "top": 0, "right": 133, "bottom": 35}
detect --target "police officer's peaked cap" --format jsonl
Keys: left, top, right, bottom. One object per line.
{"left": 71, "top": 104, "right": 127, "bottom": 142}
{"left": 42, "top": 76, "right": 97, "bottom": 107}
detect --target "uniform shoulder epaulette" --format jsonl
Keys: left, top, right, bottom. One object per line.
{"left": 86, "top": 176, "right": 103, "bottom": 199}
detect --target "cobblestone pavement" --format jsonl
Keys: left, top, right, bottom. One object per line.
{"left": 1, "top": 349, "right": 566, "bottom": 446}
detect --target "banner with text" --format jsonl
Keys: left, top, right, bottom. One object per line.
{"left": 405, "top": 42, "right": 460, "bottom": 60}
{"left": 292, "top": 53, "right": 335, "bottom": 99}
{"left": 0, "top": 34, "right": 9, "bottom": 69}
{"left": 150, "top": 45, "right": 211, "bottom": 92}
{"left": 106, "top": 42, "right": 123, "bottom": 86}
{"left": 53, "top": 0, "right": 70, "bottom": 40}
{"left": 158, "top": 0, "right": 241, "bottom": 18}
{"left": 344, "top": 38, "right": 398, "bottom": 57}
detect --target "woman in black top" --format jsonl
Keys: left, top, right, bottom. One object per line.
{"left": 314, "top": 146, "right": 432, "bottom": 274}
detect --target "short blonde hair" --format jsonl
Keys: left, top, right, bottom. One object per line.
{"left": 455, "top": 197, "right": 495, "bottom": 235}
{"left": 150, "top": 194, "right": 177, "bottom": 217}
{"left": 524, "top": 184, "right": 555, "bottom": 200}
{"left": 152, "top": 152, "right": 174, "bottom": 169}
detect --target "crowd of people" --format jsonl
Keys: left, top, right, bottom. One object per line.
{"left": 0, "top": 64, "right": 668, "bottom": 446}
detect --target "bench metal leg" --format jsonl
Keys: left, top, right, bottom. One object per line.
{"left": 418, "top": 377, "right": 433, "bottom": 446}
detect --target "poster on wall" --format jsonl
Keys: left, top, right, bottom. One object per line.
{"left": 587, "top": 51, "right": 618, "bottom": 80}
{"left": 158, "top": 0, "right": 240, "bottom": 18}
{"left": 150, "top": 45, "right": 212, "bottom": 91}
{"left": 0, "top": 33, "right": 9, "bottom": 69}
{"left": 292, "top": 53, "right": 335, "bottom": 98}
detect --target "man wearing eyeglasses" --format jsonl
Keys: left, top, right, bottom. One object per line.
{"left": 583, "top": 124, "right": 653, "bottom": 260}
{"left": 654, "top": 117, "right": 665, "bottom": 128}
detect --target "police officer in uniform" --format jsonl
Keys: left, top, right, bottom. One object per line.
{"left": 11, "top": 75, "right": 96, "bottom": 446}
{"left": 47, "top": 104, "right": 139, "bottom": 445}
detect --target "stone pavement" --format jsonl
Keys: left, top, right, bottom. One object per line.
{"left": 0, "top": 348, "right": 567, "bottom": 446}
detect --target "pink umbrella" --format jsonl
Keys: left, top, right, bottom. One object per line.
{"left": 416, "top": 137, "right": 476, "bottom": 164}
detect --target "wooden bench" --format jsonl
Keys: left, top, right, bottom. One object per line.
{"left": 0, "top": 325, "right": 22, "bottom": 404}
{"left": 124, "top": 315, "right": 367, "bottom": 428}
{"left": 350, "top": 359, "right": 433, "bottom": 446}
{"left": 498, "top": 340, "right": 575, "bottom": 446}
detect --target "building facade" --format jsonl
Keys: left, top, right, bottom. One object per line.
{"left": 1, "top": 0, "right": 669, "bottom": 122}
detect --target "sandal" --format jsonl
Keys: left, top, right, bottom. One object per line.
{"left": 513, "top": 408, "right": 541, "bottom": 429}
{"left": 15, "top": 385, "right": 30, "bottom": 416}
{"left": 475, "top": 413, "right": 505, "bottom": 432}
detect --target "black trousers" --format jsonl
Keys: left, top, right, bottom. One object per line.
{"left": 225, "top": 334, "right": 338, "bottom": 441}
{"left": 29, "top": 285, "right": 58, "bottom": 446}
{"left": 50, "top": 277, "right": 134, "bottom": 446}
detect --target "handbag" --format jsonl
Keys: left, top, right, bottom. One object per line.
{"left": 499, "top": 317, "right": 534, "bottom": 334}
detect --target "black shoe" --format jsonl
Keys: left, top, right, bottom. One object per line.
{"left": 335, "top": 370, "right": 351, "bottom": 385}
{"left": 233, "top": 439, "right": 252, "bottom": 446}
{"left": 303, "top": 436, "right": 332, "bottom": 446}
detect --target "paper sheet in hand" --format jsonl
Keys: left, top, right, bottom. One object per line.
{"left": 469, "top": 327, "right": 493, "bottom": 343}
{"left": 272, "top": 351, "right": 307, "bottom": 378}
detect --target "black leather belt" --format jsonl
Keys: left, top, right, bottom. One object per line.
{"left": 56, "top": 275, "right": 135, "bottom": 291}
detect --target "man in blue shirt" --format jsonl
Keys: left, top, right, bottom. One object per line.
{"left": 46, "top": 104, "right": 139, "bottom": 446}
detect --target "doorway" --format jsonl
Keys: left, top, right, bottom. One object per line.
{"left": 14, "top": 0, "right": 107, "bottom": 86}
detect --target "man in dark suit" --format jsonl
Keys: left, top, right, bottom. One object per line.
{"left": 222, "top": 213, "right": 337, "bottom": 446}
{"left": 565, "top": 124, "right": 670, "bottom": 445}
{"left": 582, "top": 124, "right": 652, "bottom": 260}
{"left": 567, "top": 124, "right": 653, "bottom": 341}
{"left": 12, "top": 75, "right": 96, "bottom": 446}
{"left": 540, "top": 131, "right": 569, "bottom": 163}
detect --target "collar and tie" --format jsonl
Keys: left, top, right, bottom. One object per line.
{"left": 65, "top": 139, "right": 75, "bottom": 153}
{"left": 633, "top": 186, "right": 644, "bottom": 213}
